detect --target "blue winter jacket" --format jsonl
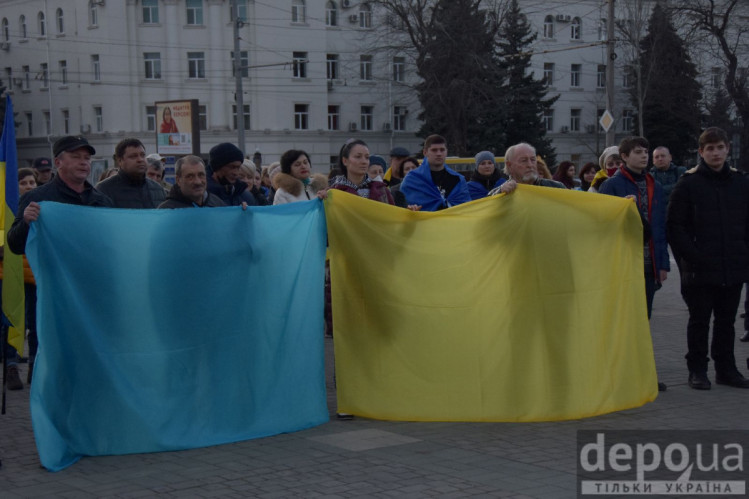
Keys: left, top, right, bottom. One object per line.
{"left": 599, "top": 168, "right": 670, "bottom": 273}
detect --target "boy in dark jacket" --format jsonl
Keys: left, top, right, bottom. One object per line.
{"left": 600, "top": 136, "right": 669, "bottom": 392}
{"left": 667, "top": 127, "right": 749, "bottom": 390}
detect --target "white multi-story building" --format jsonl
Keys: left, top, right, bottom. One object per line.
{"left": 0, "top": 0, "right": 739, "bottom": 172}
{"left": 0, "top": 0, "right": 421, "bottom": 172}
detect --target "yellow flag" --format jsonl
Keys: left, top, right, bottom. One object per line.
{"left": 325, "top": 186, "right": 657, "bottom": 422}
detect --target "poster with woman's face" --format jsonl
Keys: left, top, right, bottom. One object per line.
{"left": 156, "top": 101, "right": 194, "bottom": 154}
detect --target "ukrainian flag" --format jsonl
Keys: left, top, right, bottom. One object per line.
{"left": 0, "top": 95, "right": 25, "bottom": 354}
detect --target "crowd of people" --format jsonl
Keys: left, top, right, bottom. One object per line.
{"left": 2, "top": 128, "right": 749, "bottom": 396}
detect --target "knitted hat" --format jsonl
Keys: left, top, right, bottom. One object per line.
{"left": 389, "top": 146, "right": 410, "bottom": 158}
{"left": 209, "top": 143, "right": 244, "bottom": 171}
{"left": 369, "top": 155, "right": 387, "bottom": 169}
{"left": 474, "top": 151, "right": 495, "bottom": 168}
{"left": 599, "top": 146, "right": 619, "bottom": 170}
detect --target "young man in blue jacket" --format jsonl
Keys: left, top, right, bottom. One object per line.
{"left": 600, "top": 136, "right": 669, "bottom": 392}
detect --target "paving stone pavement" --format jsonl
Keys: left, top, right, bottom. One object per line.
{"left": 1, "top": 259, "right": 748, "bottom": 498}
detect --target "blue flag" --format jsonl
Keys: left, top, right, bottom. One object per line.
{"left": 26, "top": 201, "right": 329, "bottom": 471}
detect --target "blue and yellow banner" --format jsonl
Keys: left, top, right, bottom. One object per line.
{"left": 26, "top": 201, "right": 329, "bottom": 471}
{"left": 325, "top": 186, "right": 657, "bottom": 422}
{"left": 1, "top": 94, "right": 25, "bottom": 353}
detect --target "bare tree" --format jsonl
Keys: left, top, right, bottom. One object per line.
{"left": 675, "top": 0, "right": 749, "bottom": 169}
{"left": 615, "top": 0, "right": 652, "bottom": 136}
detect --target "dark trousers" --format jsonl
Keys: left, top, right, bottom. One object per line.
{"left": 681, "top": 283, "right": 742, "bottom": 375}
{"left": 644, "top": 271, "right": 656, "bottom": 319}
{"left": 25, "top": 283, "right": 38, "bottom": 363}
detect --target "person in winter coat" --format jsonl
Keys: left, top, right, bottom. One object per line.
{"left": 272, "top": 150, "right": 328, "bottom": 205}
{"left": 158, "top": 156, "right": 226, "bottom": 209}
{"left": 329, "top": 139, "right": 395, "bottom": 205}
{"left": 667, "top": 127, "right": 749, "bottom": 390}
{"left": 467, "top": 151, "right": 505, "bottom": 200}
{"left": 206, "top": 142, "right": 257, "bottom": 207}
{"left": 650, "top": 146, "right": 686, "bottom": 203}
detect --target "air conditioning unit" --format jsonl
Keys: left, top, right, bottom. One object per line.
{"left": 556, "top": 14, "right": 571, "bottom": 22}
{"left": 92, "top": 0, "right": 105, "bottom": 5}
{"left": 327, "top": 80, "right": 333, "bottom": 91}
{"left": 585, "top": 124, "right": 596, "bottom": 134}
{"left": 0, "top": 42, "right": 10, "bottom": 51}
{"left": 80, "top": 124, "right": 91, "bottom": 133}
{"left": 382, "top": 123, "right": 392, "bottom": 132}
{"left": 561, "top": 126, "right": 569, "bottom": 133}
{"left": 341, "top": 0, "right": 351, "bottom": 8}
{"left": 349, "top": 14, "right": 359, "bottom": 23}
{"left": 348, "top": 122, "right": 357, "bottom": 132}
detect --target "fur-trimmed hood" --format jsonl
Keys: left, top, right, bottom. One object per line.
{"left": 273, "top": 172, "right": 328, "bottom": 197}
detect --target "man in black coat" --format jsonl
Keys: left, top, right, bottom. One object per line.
{"left": 158, "top": 156, "right": 225, "bottom": 209}
{"left": 206, "top": 142, "right": 257, "bottom": 207}
{"left": 667, "top": 127, "right": 749, "bottom": 390}
{"left": 96, "top": 138, "right": 166, "bottom": 208}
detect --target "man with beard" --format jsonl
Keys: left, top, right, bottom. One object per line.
{"left": 96, "top": 138, "right": 166, "bottom": 208}
{"left": 158, "top": 156, "right": 225, "bottom": 209}
{"left": 489, "top": 142, "right": 565, "bottom": 195}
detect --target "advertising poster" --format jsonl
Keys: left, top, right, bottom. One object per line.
{"left": 155, "top": 100, "right": 200, "bottom": 155}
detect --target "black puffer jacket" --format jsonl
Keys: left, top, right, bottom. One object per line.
{"left": 666, "top": 160, "right": 749, "bottom": 286}
{"left": 158, "top": 184, "right": 226, "bottom": 209}
{"left": 96, "top": 171, "right": 167, "bottom": 208}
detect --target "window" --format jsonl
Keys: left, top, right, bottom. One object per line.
{"left": 89, "top": 1, "right": 99, "bottom": 26}
{"left": 231, "top": 51, "right": 249, "bottom": 78}
{"left": 20, "top": 15, "right": 26, "bottom": 39}
{"left": 62, "top": 109, "right": 70, "bottom": 134}
{"left": 94, "top": 106, "right": 103, "bottom": 132}
{"left": 543, "top": 15, "right": 554, "bottom": 39}
{"left": 92, "top": 55, "right": 100, "bottom": 82}
{"left": 1, "top": 18, "right": 8, "bottom": 42}
{"left": 43, "top": 111, "right": 50, "bottom": 134}
{"left": 22, "top": 65, "right": 30, "bottom": 90}
{"left": 146, "top": 105, "right": 156, "bottom": 131}
{"left": 597, "top": 65, "right": 606, "bottom": 88}
{"left": 393, "top": 106, "right": 407, "bottom": 131}
{"left": 571, "top": 17, "right": 581, "bottom": 40}
{"left": 233, "top": 104, "right": 250, "bottom": 130}
{"left": 40, "top": 63, "right": 48, "bottom": 88}
{"left": 622, "top": 65, "right": 632, "bottom": 88}
{"left": 143, "top": 0, "right": 159, "bottom": 24}
{"left": 622, "top": 109, "right": 634, "bottom": 132}
{"left": 598, "top": 19, "right": 607, "bottom": 41}
{"left": 230, "top": 0, "right": 248, "bottom": 22}
{"left": 570, "top": 108, "right": 581, "bottom": 132}
{"left": 543, "top": 63, "right": 554, "bottom": 86}
{"left": 359, "top": 3, "right": 372, "bottom": 28}
{"left": 26, "top": 112, "right": 32, "bottom": 136}
{"left": 393, "top": 57, "right": 405, "bottom": 82}
{"left": 326, "top": 1, "right": 337, "bottom": 26}
{"left": 292, "top": 51, "right": 307, "bottom": 78}
{"left": 360, "top": 55, "right": 373, "bottom": 81}
{"left": 360, "top": 105, "right": 373, "bottom": 131}
{"left": 291, "top": 0, "right": 306, "bottom": 23}
{"left": 144, "top": 52, "right": 161, "bottom": 79}
{"left": 543, "top": 109, "right": 554, "bottom": 132}
{"left": 186, "top": 0, "right": 203, "bottom": 25}
{"left": 711, "top": 67, "right": 722, "bottom": 88}
{"left": 4, "top": 68, "right": 11, "bottom": 90}
{"left": 570, "top": 64, "right": 581, "bottom": 87}
{"left": 59, "top": 60, "right": 68, "bottom": 85}
{"left": 56, "top": 8, "right": 64, "bottom": 34}
{"left": 187, "top": 52, "right": 205, "bottom": 79}
{"left": 294, "top": 104, "right": 308, "bottom": 130}
{"left": 328, "top": 105, "right": 340, "bottom": 130}
{"left": 199, "top": 105, "right": 207, "bottom": 130}
{"left": 326, "top": 54, "right": 339, "bottom": 80}
{"left": 38, "top": 11, "right": 46, "bottom": 37}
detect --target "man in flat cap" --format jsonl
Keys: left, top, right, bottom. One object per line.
{"left": 384, "top": 146, "right": 410, "bottom": 187}
{"left": 8, "top": 136, "right": 113, "bottom": 254}
{"left": 32, "top": 157, "right": 54, "bottom": 186}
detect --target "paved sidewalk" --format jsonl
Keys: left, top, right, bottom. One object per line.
{"left": 1, "top": 263, "right": 748, "bottom": 498}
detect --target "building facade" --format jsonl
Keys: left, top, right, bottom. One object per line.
{"left": 0, "top": 0, "right": 741, "bottom": 172}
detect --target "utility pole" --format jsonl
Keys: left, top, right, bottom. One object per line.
{"left": 232, "top": 0, "right": 245, "bottom": 153}
{"left": 605, "top": 0, "right": 616, "bottom": 147}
